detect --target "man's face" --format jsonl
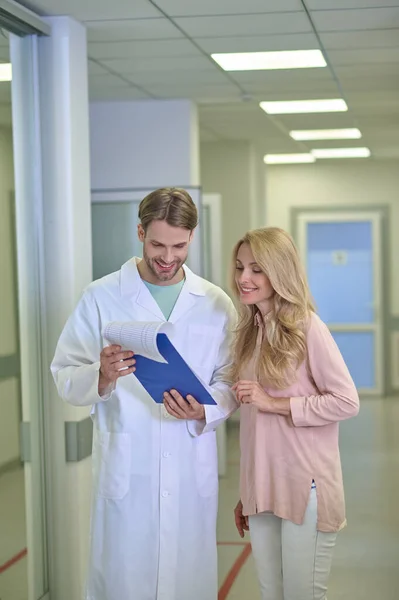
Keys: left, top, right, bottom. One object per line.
{"left": 138, "top": 220, "right": 193, "bottom": 283}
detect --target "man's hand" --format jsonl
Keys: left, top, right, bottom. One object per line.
{"left": 163, "top": 389, "right": 205, "bottom": 421}
{"left": 98, "top": 345, "right": 136, "bottom": 395}
{"left": 234, "top": 500, "right": 249, "bottom": 538}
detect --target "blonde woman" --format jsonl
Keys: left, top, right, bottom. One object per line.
{"left": 231, "top": 227, "right": 359, "bottom": 600}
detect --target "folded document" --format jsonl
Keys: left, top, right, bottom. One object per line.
{"left": 103, "top": 321, "right": 216, "bottom": 405}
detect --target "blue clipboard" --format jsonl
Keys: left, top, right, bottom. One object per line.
{"left": 132, "top": 333, "right": 216, "bottom": 405}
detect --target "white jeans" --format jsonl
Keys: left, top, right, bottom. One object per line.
{"left": 248, "top": 488, "right": 337, "bottom": 600}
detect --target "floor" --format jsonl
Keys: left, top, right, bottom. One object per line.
{"left": 0, "top": 467, "right": 27, "bottom": 600}
{"left": 217, "top": 397, "right": 399, "bottom": 599}
{"left": 1, "top": 397, "right": 399, "bottom": 600}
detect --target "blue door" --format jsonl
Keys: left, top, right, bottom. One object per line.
{"left": 298, "top": 213, "right": 382, "bottom": 394}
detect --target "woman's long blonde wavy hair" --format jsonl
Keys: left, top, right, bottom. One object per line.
{"left": 230, "top": 227, "right": 315, "bottom": 389}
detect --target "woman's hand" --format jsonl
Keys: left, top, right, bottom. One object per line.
{"left": 232, "top": 380, "right": 275, "bottom": 412}
{"left": 232, "top": 380, "right": 292, "bottom": 416}
{"left": 234, "top": 500, "right": 249, "bottom": 538}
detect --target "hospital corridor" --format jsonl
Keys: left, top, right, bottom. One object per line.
{"left": 1, "top": 1, "right": 399, "bottom": 600}
{"left": 1, "top": 400, "right": 399, "bottom": 599}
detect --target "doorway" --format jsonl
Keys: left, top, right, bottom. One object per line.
{"left": 295, "top": 210, "right": 384, "bottom": 396}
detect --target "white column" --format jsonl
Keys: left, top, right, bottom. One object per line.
{"left": 90, "top": 99, "right": 200, "bottom": 189}
{"left": 38, "top": 17, "right": 92, "bottom": 600}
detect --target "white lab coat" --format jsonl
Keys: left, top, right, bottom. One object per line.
{"left": 51, "top": 258, "right": 238, "bottom": 600}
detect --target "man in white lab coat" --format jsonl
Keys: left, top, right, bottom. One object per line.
{"left": 51, "top": 188, "right": 237, "bottom": 600}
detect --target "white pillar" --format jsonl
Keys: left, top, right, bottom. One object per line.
{"left": 90, "top": 99, "right": 200, "bottom": 189}
{"left": 38, "top": 17, "right": 92, "bottom": 600}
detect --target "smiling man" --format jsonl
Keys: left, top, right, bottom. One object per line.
{"left": 51, "top": 187, "right": 237, "bottom": 600}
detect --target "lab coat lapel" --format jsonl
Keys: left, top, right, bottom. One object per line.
{"left": 119, "top": 258, "right": 206, "bottom": 323}
{"left": 168, "top": 265, "right": 206, "bottom": 324}
{"left": 119, "top": 257, "right": 164, "bottom": 321}
{"left": 136, "top": 286, "right": 165, "bottom": 321}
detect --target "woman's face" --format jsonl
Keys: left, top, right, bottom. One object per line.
{"left": 235, "top": 243, "right": 275, "bottom": 311}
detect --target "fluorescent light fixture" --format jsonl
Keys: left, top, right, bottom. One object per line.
{"left": 311, "top": 147, "right": 371, "bottom": 159}
{"left": 290, "top": 128, "right": 362, "bottom": 141}
{"left": 0, "top": 63, "right": 12, "bottom": 82}
{"left": 260, "top": 99, "right": 348, "bottom": 114}
{"left": 211, "top": 49, "right": 326, "bottom": 72}
{"left": 264, "top": 153, "right": 316, "bottom": 165}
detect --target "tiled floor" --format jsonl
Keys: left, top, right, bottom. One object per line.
{"left": 1, "top": 397, "right": 399, "bottom": 599}
{"left": 0, "top": 467, "right": 28, "bottom": 600}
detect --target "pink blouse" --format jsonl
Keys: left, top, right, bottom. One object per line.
{"left": 239, "top": 312, "right": 359, "bottom": 533}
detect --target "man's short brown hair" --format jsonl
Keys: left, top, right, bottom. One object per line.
{"left": 138, "top": 188, "right": 198, "bottom": 233}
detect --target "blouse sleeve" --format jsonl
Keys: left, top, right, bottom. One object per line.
{"left": 290, "top": 313, "right": 359, "bottom": 427}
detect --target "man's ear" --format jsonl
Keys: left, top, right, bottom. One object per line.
{"left": 138, "top": 223, "right": 145, "bottom": 242}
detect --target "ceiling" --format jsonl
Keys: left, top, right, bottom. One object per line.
{"left": 1, "top": 0, "right": 399, "bottom": 158}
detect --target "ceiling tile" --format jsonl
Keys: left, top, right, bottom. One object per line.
{"left": 12, "top": 1, "right": 399, "bottom": 160}
{"left": 99, "top": 55, "right": 216, "bottom": 73}
{"left": 122, "top": 69, "right": 229, "bottom": 85}
{"left": 200, "top": 108, "right": 265, "bottom": 127}
{"left": 276, "top": 112, "right": 357, "bottom": 130}
{"left": 244, "top": 82, "right": 339, "bottom": 96}
{"left": 21, "top": 0, "right": 160, "bottom": 20}
{"left": 312, "top": 7, "right": 399, "bottom": 31}
{"left": 351, "top": 104, "right": 399, "bottom": 117}
{"left": 356, "top": 116, "right": 399, "bottom": 128}
{"left": 327, "top": 47, "right": 399, "bottom": 64}
{"left": 357, "top": 125, "right": 399, "bottom": 139}
{"left": 345, "top": 90, "right": 399, "bottom": 108}
{"left": 334, "top": 63, "right": 399, "bottom": 77}
{"left": 200, "top": 102, "right": 261, "bottom": 115}
{"left": 200, "top": 107, "right": 291, "bottom": 144}
{"left": 320, "top": 29, "right": 399, "bottom": 49}
{"left": 88, "top": 60, "right": 110, "bottom": 75}
{"left": 371, "top": 148, "right": 399, "bottom": 158}
{"left": 88, "top": 73, "right": 132, "bottom": 87}
{"left": 86, "top": 18, "right": 183, "bottom": 42}
{"left": 173, "top": 12, "right": 311, "bottom": 37}
{"left": 230, "top": 68, "right": 334, "bottom": 85}
{"left": 88, "top": 39, "right": 199, "bottom": 60}
{"left": 308, "top": 0, "right": 399, "bottom": 8}
{"left": 144, "top": 83, "right": 240, "bottom": 100}
{"left": 155, "top": 0, "right": 303, "bottom": 16}
{"left": 303, "top": 139, "right": 368, "bottom": 151}
{"left": 89, "top": 87, "right": 151, "bottom": 101}
{"left": 340, "top": 77, "right": 399, "bottom": 92}
{"left": 196, "top": 33, "right": 319, "bottom": 53}
{"left": 259, "top": 139, "right": 304, "bottom": 153}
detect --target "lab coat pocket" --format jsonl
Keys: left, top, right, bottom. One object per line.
{"left": 195, "top": 434, "right": 218, "bottom": 498}
{"left": 187, "top": 324, "right": 220, "bottom": 369}
{"left": 94, "top": 431, "right": 131, "bottom": 500}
